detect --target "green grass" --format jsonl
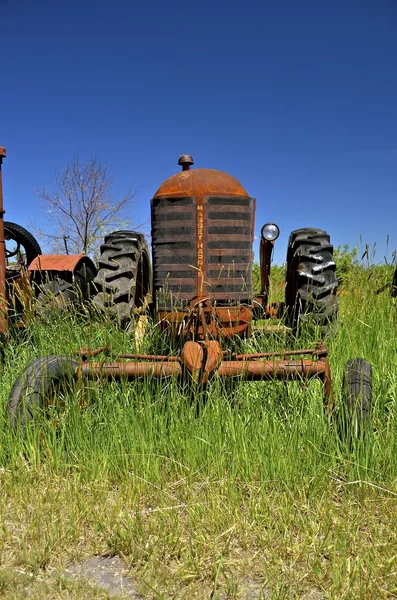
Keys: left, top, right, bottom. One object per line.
{"left": 1, "top": 270, "right": 397, "bottom": 598}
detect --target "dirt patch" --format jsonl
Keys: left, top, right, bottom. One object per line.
{"left": 65, "top": 555, "right": 142, "bottom": 599}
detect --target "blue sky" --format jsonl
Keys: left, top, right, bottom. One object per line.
{"left": 1, "top": 0, "right": 397, "bottom": 264}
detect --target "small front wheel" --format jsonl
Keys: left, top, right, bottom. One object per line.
{"left": 8, "top": 356, "right": 79, "bottom": 428}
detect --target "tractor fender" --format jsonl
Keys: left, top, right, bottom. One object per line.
{"left": 28, "top": 254, "right": 97, "bottom": 276}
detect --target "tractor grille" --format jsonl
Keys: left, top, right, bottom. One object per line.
{"left": 151, "top": 196, "right": 254, "bottom": 310}
{"left": 205, "top": 197, "right": 253, "bottom": 302}
{"left": 151, "top": 197, "right": 197, "bottom": 309}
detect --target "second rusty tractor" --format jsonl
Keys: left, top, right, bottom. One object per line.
{"left": 0, "top": 146, "right": 96, "bottom": 337}
{"left": 7, "top": 154, "right": 372, "bottom": 435}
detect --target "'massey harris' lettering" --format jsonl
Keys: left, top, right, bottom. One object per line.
{"left": 197, "top": 205, "right": 203, "bottom": 242}
{"left": 197, "top": 204, "right": 204, "bottom": 291}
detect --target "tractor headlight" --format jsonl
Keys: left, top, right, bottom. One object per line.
{"left": 261, "top": 222, "right": 280, "bottom": 241}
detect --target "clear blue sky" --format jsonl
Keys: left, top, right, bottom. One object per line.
{"left": 1, "top": 0, "right": 396, "bottom": 264}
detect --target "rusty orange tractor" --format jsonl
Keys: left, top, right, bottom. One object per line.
{"left": 6, "top": 153, "right": 372, "bottom": 435}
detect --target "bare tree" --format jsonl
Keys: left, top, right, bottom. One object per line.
{"left": 33, "top": 156, "right": 134, "bottom": 255}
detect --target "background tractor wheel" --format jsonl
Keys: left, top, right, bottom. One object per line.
{"left": 4, "top": 221, "right": 42, "bottom": 269}
{"left": 92, "top": 230, "right": 152, "bottom": 329}
{"left": 36, "top": 260, "right": 97, "bottom": 309}
{"left": 7, "top": 355, "right": 79, "bottom": 428}
{"left": 339, "top": 358, "right": 372, "bottom": 439}
{"left": 285, "top": 228, "right": 338, "bottom": 335}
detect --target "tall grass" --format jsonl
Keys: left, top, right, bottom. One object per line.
{"left": 0, "top": 268, "right": 397, "bottom": 598}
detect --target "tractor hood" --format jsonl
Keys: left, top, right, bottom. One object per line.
{"left": 153, "top": 168, "right": 250, "bottom": 199}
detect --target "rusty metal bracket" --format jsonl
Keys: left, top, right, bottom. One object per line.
{"left": 77, "top": 345, "right": 111, "bottom": 361}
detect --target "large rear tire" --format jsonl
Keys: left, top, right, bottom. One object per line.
{"left": 285, "top": 228, "right": 338, "bottom": 335}
{"left": 92, "top": 230, "right": 152, "bottom": 328}
{"left": 8, "top": 356, "right": 79, "bottom": 428}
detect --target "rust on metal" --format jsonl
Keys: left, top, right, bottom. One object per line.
{"left": 218, "top": 357, "right": 331, "bottom": 407}
{"left": 77, "top": 345, "right": 180, "bottom": 362}
{"left": 217, "top": 358, "right": 328, "bottom": 378}
{"left": 265, "top": 302, "right": 281, "bottom": 319}
{"left": 153, "top": 168, "right": 250, "bottom": 199}
{"left": 178, "top": 154, "right": 194, "bottom": 171}
{"left": 115, "top": 353, "right": 179, "bottom": 361}
{"left": 28, "top": 254, "right": 87, "bottom": 272}
{"left": 251, "top": 297, "right": 282, "bottom": 319}
{"left": 180, "top": 341, "right": 204, "bottom": 381}
{"left": 260, "top": 237, "right": 274, "bottom": 298}
{"left": 77, "top": 345, "right": 111, "bottom": 359}
{"left": 158, "top": 304, "right": 253, "bottom": 340}
{"left": 202, "top": 340, "right": 223, "bottom": 383}
{"left": 79, "top": 361, "right": 183, "bottom": 379}
{"left": 233, "top": 341, "right": 328, "bottom": 360}
{"left": 198, "top": 304, "right": 208, "bottom": 339}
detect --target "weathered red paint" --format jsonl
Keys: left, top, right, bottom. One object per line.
{"left": 28, "top": 254, "right": 88, "bottom": 272}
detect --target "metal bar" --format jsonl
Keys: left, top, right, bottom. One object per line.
{"left": 199, "top": 303, "right": 208, "bottom": 341}
{"left": 233, "top": 345, "right": 328, "bottom": 360}
{"left": 218, "top": 358, "right": 329, "bottom": 380}
{"left": 79, "top": 361, "right": 183, "bottom": 380}
{"left": 77, "top": 347, "right": 179, "bottom": 361}
{"left": 79, "top": 358, "right": 329, "bottom": 385}
{"left": 260, "top": 237, "right": 274, "bottom": 297}
{"left": 217, "top": 358, "right": 332, "bottom": 408}
{"left": 115, "top": 354, "right": 179, "bottom": 361}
